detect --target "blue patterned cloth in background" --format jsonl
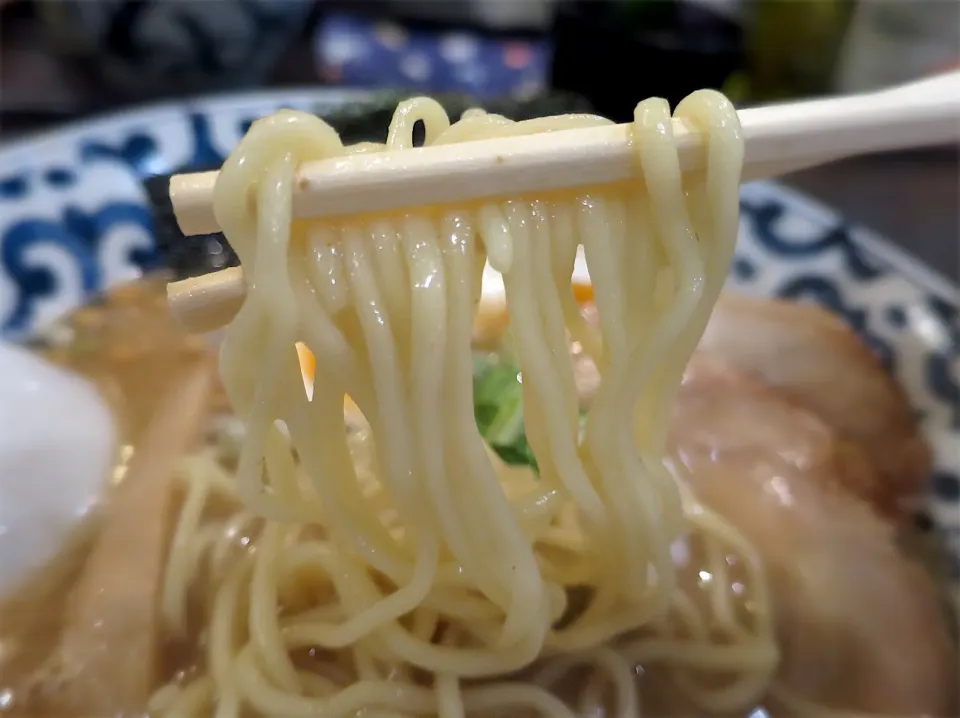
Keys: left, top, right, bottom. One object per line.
{"left": 314, "top": 13, "right": 552, "bottom": 99}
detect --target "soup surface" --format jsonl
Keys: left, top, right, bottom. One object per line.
{"left": 0, "top": 279, "right": 955, "bottom": 717}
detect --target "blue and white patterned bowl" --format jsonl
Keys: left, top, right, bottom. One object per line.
{"left": 0, "top": 89, "right": 957, "bottom": 584}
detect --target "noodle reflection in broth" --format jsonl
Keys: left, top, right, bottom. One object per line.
{"left": 154, "top": 92, "right": 779, "bottom": 717}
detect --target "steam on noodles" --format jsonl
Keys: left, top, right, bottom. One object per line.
{"left": 152, "top": 93, "right": 781, "bottom": 717}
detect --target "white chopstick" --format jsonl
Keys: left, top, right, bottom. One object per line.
{"left": 170, "top": 71, "right": 960, "bottom": 238}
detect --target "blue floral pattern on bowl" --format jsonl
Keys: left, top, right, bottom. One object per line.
{"left": 0, "top": 88, "right": 957, "bottom": 589}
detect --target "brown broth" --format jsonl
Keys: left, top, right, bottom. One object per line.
{"left": 0, "top": 275, "right": 221, "bottom": 716}
{"left": 0, "top": 279, "right": 955, "bottom": 717}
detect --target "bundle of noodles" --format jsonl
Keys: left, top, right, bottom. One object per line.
{"left": 151, "top": 94, "right": 783, "bottom": 718}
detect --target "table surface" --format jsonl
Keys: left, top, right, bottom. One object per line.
{"left": 784, "top": 149, "right": 958, "bottom": 284}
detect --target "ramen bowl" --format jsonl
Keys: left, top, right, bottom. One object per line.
{"left": 0, "top": 89, "right": 957, "bottom": 716}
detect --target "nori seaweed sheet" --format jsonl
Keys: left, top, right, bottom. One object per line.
{"left": 145, "top": 92, "right": 594, "bottom": 281}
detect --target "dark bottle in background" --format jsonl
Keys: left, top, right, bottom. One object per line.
{"left": 550, "top": 0, "right": 743, "bottom": 122}
{"left": 743, "top": 0, "right": 856, "bottom": 102}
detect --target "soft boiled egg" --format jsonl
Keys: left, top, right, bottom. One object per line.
{"left": 0, "top": 341, "right": 117, "bottom": 603}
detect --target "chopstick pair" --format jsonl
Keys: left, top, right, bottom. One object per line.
{"left": 166, "top": 71, "right": 960, "bottom": 334}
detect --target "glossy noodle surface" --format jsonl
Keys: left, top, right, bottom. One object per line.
{"left": 0, "top": 97, "right": 955, "bottom": 718}
{"left": 154, "top": 93, "right": 781, "bottom": 718}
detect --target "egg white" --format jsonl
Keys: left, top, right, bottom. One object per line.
{"left": 0, "top": 342, "right": 117, "bottom": 603}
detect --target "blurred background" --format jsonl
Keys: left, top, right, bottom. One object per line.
{"left": 1, "top": 0, "right": 957, "bottom": 275}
